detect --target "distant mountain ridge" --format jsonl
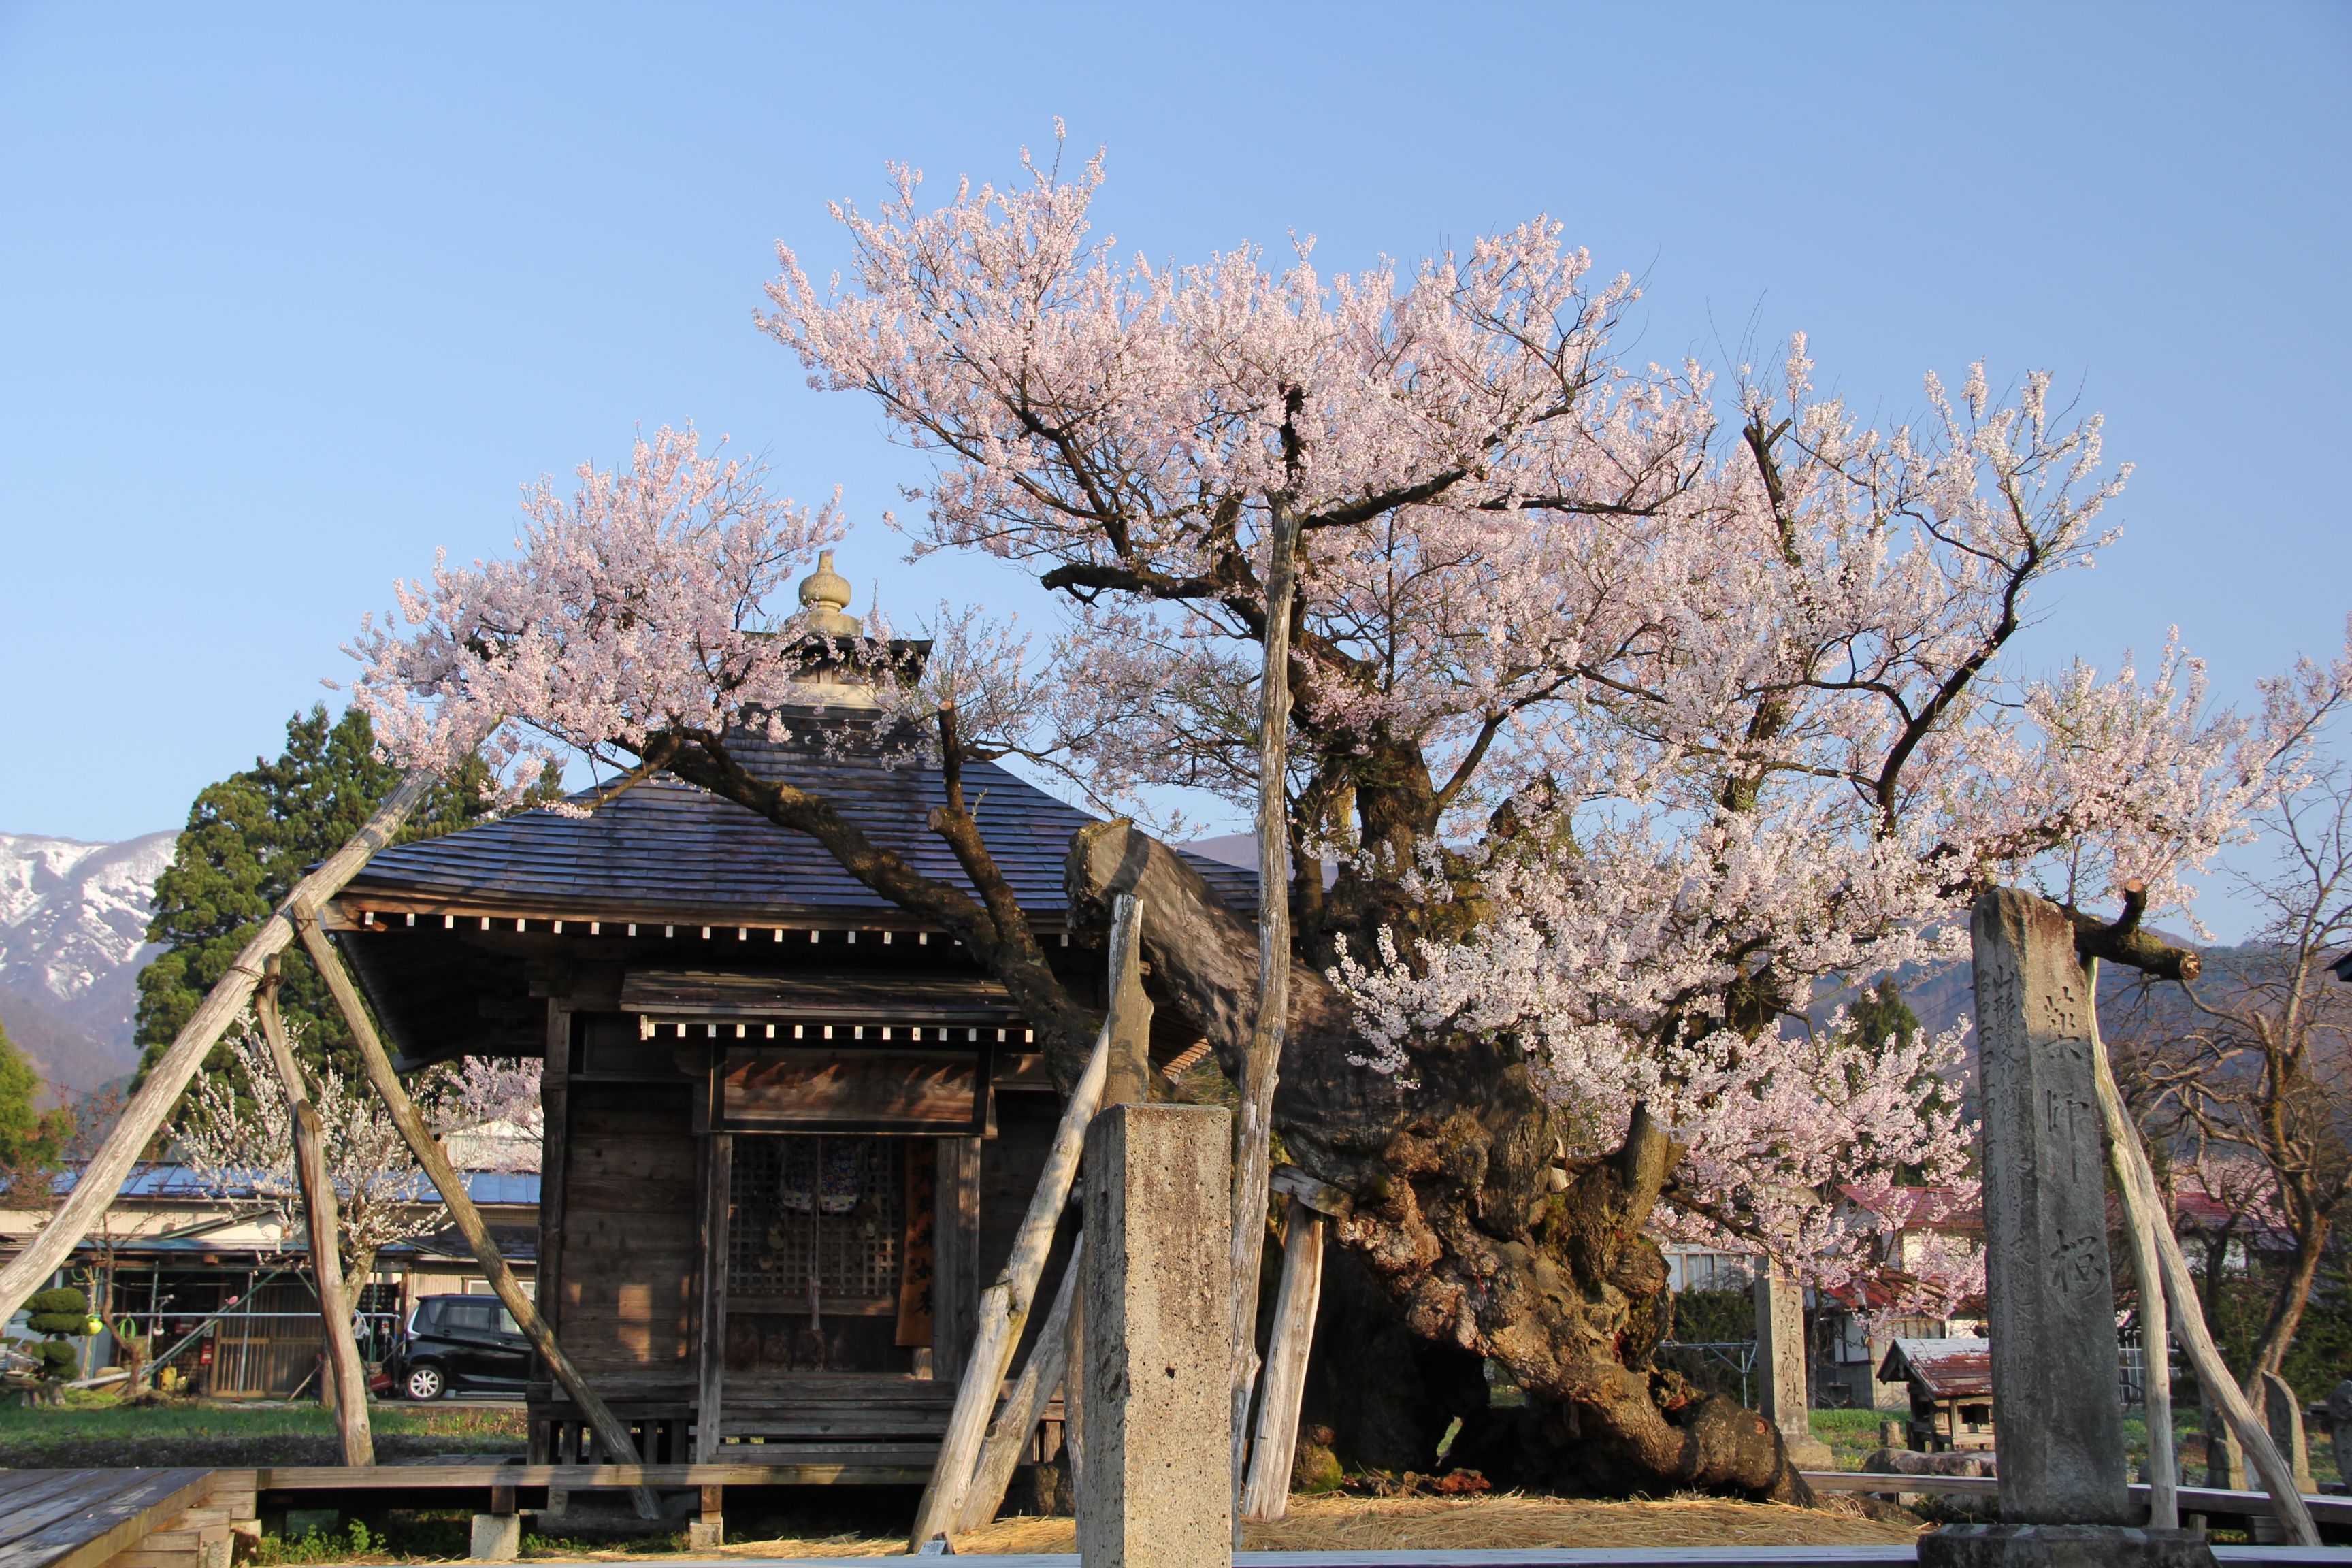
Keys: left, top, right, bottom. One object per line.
{"left": 0, "top": 830, "right": 176, "bottom": 1097}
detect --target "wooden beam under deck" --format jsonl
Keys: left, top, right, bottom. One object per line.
{"left": 252, "top": 1458, "right": 938, "bottom": 1491}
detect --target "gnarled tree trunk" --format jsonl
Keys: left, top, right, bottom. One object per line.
{"left": 1068, "top": 821, "right": 1809, "bottom": 1503}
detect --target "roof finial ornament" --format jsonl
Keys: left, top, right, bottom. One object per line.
{"left": 798, "top": 550, "right": 861, "bottom": 639}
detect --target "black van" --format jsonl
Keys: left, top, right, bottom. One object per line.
{"left": 392, "top": 1294, "right": 532, "bottom": 1400}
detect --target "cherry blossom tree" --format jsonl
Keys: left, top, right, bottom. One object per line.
{"left": 2107, "top": 735, "right": 2352, "bottom": 1384}
{"left": 180, "top": 1027, "right": 546, "bottom": 1283}
{"left": 179, "top": 1022, "right": 448, "bottom": 1286}
{"left": 438, "top": 1056, "right": 545, "bottom": 1174}
{"left": 350, "top": 135, "right": 2352, "bottom": 1499}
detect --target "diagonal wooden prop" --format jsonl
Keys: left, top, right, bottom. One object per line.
{"left": 0, "top": 770, "right": 438, "bottom": 1326}
{"left": 2087, "top": 959, "right": 2317, "bottom": 1546}
{"left": 954, "top": 1230, "right": 1085, "bottom": 1535}
{"left": 905, "top": 896, "right": 1134, "bottom": 1550}
{"left": 257, "top": 956, "right": 374, "bottom": 1467}
{"left": 295, "top": 913, "right": 659, "bottom": 1518}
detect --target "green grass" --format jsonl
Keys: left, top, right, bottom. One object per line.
{"left": 1805, "top": 1405, "right": 2345, "bottom": 1487}
{"left": 0, "top": 1394, "right": 525, "bottom": 1469}
{"left": 1803, "top": 1407, "right": 1904, "bottom": 1471}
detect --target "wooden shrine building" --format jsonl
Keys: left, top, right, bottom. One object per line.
{"left": 322, "top": 562, "right": 1251, "bottom": 1467}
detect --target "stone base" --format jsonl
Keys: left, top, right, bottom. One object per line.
{"left": 1920, "top": 1525, "right": 2216, "bottom": 1568}
{"left": 468, "top": 1513, "right": 521, "bottom": 1561}
{"left": 1785, "top": 1438, "right": 1835, "bottom": 1470}
{"left": 685, "top": 1518, "right": 723, "bottom": 1550}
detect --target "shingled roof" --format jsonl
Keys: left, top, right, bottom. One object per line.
{"left": 342, "top": 721, "right": 1256, "bottom": 928}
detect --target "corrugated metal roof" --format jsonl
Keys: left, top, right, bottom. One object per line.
{"left": 63, "top": 1164, "right": 538, "bottom": 1204}
{"left": 344, "top": 725, "right": 1258, "bottom": 924}
{"left": 1879, "top": 1335, "right": 1993, "bottom": 1397}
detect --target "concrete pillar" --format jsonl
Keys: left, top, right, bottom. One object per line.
{"left": 1922, "top": 890, "right": 2212, "bottom": 1568}
{"left": 1754, "top": 1266, "right": 1831, "bottom": 1468}
{"left": 1079, "top": 1102, "right": 1232, "bottom": 1568}
{"left": 687, "top": 1484, "right": 724, "bottom": 1551}
{"left": 468, "top": 1514, "right": 520, "bottom": 1561}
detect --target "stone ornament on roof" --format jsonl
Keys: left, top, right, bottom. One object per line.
{"left": 798, "top": 549, "right": 862, "bottom": 639}
{"left": 788, "top": 550, "right": 877, "bottom": 708}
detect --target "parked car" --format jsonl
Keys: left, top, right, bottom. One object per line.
{"left": 391, "top": 1294, "right": 532, "bottom": 1400}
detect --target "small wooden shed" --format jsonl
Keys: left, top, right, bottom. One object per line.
{"left": 1878, "top": 1335, "right": 1995, "bottom": 1452}
{"left": 323, "top": 578, "right": 1250, "bottom": 1467}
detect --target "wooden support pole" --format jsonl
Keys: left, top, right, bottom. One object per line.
{"left": 256, "top": 956, "right": 374, "bottom": 1467}
{"left": 1065, "top": 1241, "right": 1085, "bottom": 1511}
{"left": 2087, "top": 963, "right": 2316, "bottom": 1546}
{"left": 695, "top": 1128, "right": 732, "bottom": 1463}
{"left": 1231, "top": 499, "right": 1301, "bottom": 1521}
{"left": 0, "top": 769, "right": 438, "bottom": 1326}
{"left": 955, "top": 1231, "right": 1085, "bottom": 1535}
{"left": 1099, "top": 897, "right": 1153, "bottom": 1108}
{"left": 906, "top": 895, "right": 1136, "bottom": 1551}
{"left": 1240, "top": 1194, "right": 1324, "bottom": 1522}
{"left": 2085, "top": 960, "right": 2177, "bottom": 1530}
{"left": 295, "top": 912, "right": 659, "bottom": 1520}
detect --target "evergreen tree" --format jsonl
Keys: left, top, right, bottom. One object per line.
{"left": 135, "top": 705, "right": 525, "bottom": 1083}
{"left": 1838, "top": 975, "right": 1963, "bottom": 1186}
{"left": 1844, "top": 976, "right": 1921, "bottom": 1053}
{"left": 0, "top": 1019, "right": 68, "bottom": 1183}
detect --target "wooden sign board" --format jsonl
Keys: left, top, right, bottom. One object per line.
{"left": 721, "top": 1047, "right": 990, "bottom": 1134}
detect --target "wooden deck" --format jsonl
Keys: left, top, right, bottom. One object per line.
{"left": 0, "top": 1470, "right": 222, "bottom": 1568}
{"left": 0, "top": 1459, "right": 930, "bottom": 1568}
{"left": 254, "top": 1454, "right": 937, "bottom": 1493}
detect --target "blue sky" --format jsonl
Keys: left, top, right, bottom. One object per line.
{"left": 2, "top": 2, "right": 2346, "bottom": 933}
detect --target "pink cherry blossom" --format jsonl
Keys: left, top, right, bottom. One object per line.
{"left": 354, "top": 135, "right": 2352, "bottom": 1303}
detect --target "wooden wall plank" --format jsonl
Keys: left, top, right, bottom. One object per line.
{"left": 934, "top": 1136, "right": 980, "bottom": 1380}
{"left": 721, "top": 1049, "right": 982, "bottom": 1132}
{"left": 552, "top": 1080, "right": 698, "bottom": 1374}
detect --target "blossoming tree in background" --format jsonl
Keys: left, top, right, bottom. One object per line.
{"left": 180, "top": 1024, "right": 544, "bottom": 1283}
{"left": 350, "top": 135, "right": 2352, "bottom": 1498}
{"left": 180, "top": 1022, "right": 447, "bottom": 1287}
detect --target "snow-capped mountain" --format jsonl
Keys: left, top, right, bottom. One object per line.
{"left": 0, "top": 830, "right": 176, "bottom": 1096}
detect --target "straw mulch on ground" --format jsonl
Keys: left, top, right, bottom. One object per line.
{"left": 689, "top": 1491, "right": 1923, "bottom": 1558}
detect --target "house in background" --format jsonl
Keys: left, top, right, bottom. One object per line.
{"left": 0, "top": 1163, "right": 536, "bottom": 1396}
{"left": 1879, "top": 1335, "right": 1995, "bottom": 1451}
{"left": 1661, "top": 1243, "right": 1757, "bottom": 1296}
{"left": 1812, "top": 1186, "right": 1986, "bottom": 1411}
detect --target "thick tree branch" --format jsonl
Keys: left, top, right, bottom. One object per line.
{"left": 2066, "top": 879, "right": 2201, "bottom": 983}
{"left": 652, "top": 728, "right": 1099, "bottom": 1076}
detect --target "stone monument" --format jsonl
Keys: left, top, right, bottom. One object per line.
{"left": 2259, "top": 1371, "right": 2315, "bottom": 1494}
{"left": 2249, "top": 1372, "right": 2314, "bottom": 1545}
{"left": 2328, "top": 1380, "right": 2352, "bottom": 1483}
{"left": 2204, "top": 1399, "right": 2248, "bottom": 1490}
{"left": 1754, "top": 1264, "right": 1833, "bottom": 1469}
{"left": 1078, "top": 1102, "right": 1233, "bottom": 1568}
{"left": 1918, "top": 889, "right": 2213, "bottom": 1568}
